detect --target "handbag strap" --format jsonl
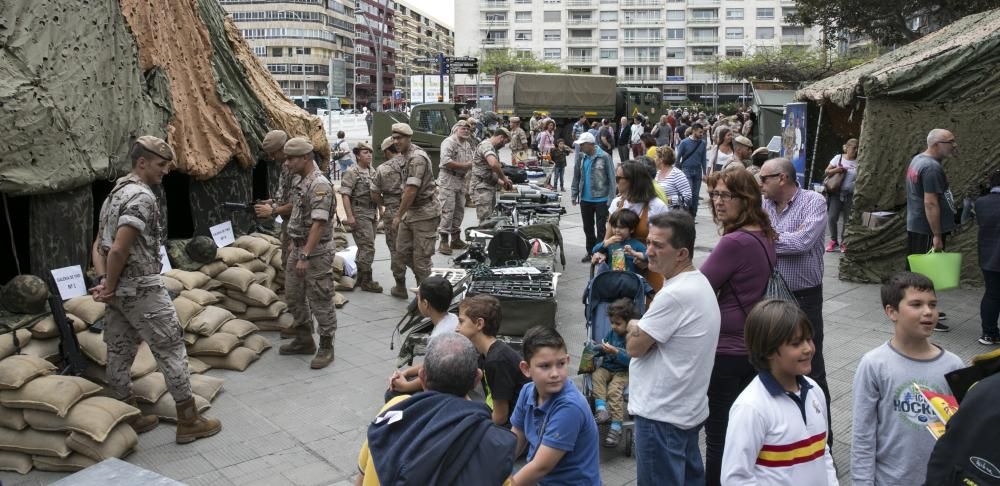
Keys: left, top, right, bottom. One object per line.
{"left": 728, "top": 231, "right": 774, "bottom": 315}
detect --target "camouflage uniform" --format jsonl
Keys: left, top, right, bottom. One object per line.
{"left": 286, "top": 169, "right": 338, "bottom": 340}
{"left": 97, "top": 174, "right": 192, "bottom": 403}
{"left": 509, "top": 126, "right": 529, "bottom": 162}
{"left": 436, "top": 134, "right": 475, "bottom": 236}
{"left": 339, "top": 164, "right": 378, "bottom": 275}
{"left": 397, "top": 145, "right": 441, "bottom": 283}
{"left": 471, "top": 139, "right": 502, "bottom": 224}
{"left": 372, "top": 156, "right": 406, "bottom": 282}
{"left": 274, "top": 166, "right": 297, "bottom": 245}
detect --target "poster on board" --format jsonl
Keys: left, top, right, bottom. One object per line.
{"left": 781, "top": 102, "right": 808, "bottom": 187}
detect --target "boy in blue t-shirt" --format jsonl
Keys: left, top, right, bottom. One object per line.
{"left": 592, "top": 298, "right": 634, "bottom": 448}
{"left": 590, "top": 209, "right": 647, "bottom": 273}
{"left": 512, "top": 326, "right": 601, "bottom": 486}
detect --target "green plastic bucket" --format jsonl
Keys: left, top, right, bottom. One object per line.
{"left": 908, "top": 250, "right": 962, "bottom": 290}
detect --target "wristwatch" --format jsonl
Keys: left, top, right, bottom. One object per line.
{"left": 298, "top": 253, "right": 309, "bottom": 261}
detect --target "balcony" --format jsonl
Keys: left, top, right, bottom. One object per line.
{"left": 620, "top": 0, "right": 661, "bottom": 8}
{"left": 618, "top": 74, "right": 662, "bottom": 83}
{"left": 686, "top": 0, "right": 720, "bottom": 5}
{"left": 687, "top": 54, "right": 718, "bottom": 63}
{"left": 566, "top": 56, "right": 597, "bottom": 64}
{"left": 567, "top": 18, "right": 598, "bottom": 26}
{"left": 567, "top": 37, "right": 597, "bottom": 45}
{"left": 480, "top": 1, "right": 509, "bottom": 10}
{"left": 623, "top": 17, "right": 661, "bottom": 26}
{"left": 622, "top": 56, "right": 661, "bottom": 64}
{"left": 622, "top": 37, "right": 663, "bottom": 45}
{"left": 480, "top": 20, "right": 509, "bottom": 27}
{"left": 665, "top": 75, "right": 685, "bottom": 82}
{"left": 687, "top": 17, "right": 720, "bottom": 25}
{"left": 687, "top": 36, "right": 719, "bottom": 45}
{"left": 482, "top": 38, "right": 510, "bottom": 47}
{"left": 781, "top": 35, "right": 809, "bottom": 44}
{"left": 566, "top": 0, "right": 596, "bottom": 7}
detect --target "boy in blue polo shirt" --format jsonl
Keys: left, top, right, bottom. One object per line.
{"left": 511, "top": 326, "right": 601, "bottom": 486}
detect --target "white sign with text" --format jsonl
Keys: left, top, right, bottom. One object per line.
{"left": 50, "top": 265, "right": 86, "bottom": 300}
{"left": 160, "top": 245, "right": 172, "bottom": 273}
{"left": 210, "top": 221, "right": 236, "bottom": 248}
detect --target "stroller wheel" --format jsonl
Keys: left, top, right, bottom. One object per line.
{"left": 624, "top": 427, "right": 634, "bottom": 457}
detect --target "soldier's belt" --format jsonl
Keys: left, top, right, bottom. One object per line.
{"left": 441, "top": 168, "right": 466, "bottom": 177}
{"left": 351, "top": 200, "right": 378, "bottom": 209}
{"left": 121, "top": 263, "right": 162, "bottom": 278}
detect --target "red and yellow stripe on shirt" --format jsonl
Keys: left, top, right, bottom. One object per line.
{"left": 755, "top": 432, "right": 827, "bottom": 468}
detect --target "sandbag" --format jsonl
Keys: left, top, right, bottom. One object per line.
{"left": 0, "top": 407, "right": 27, "bottom": 430}
{"left": 226, "top": 284, "right": 278, "bottom": 307}
{"left": 203, "top": 279, "right": 223, "bottom": 291}
{"left": 66, "top": 424, "right": 137, "bottom": 462}
{"left": 29, "top": 314, "right": 86, "bottom": 339}
{"left": 140, "top": 393, "right": 210, "bottom": 422}
{"left": 173, "top": 296, "right": 204, "bottom": 327}
{"left": 254, "top": 313, "right": 293, "bottom": 331}
{"left": 183, "top": 332, "right": 199, "bottom": 346}
{"left": 217, "top": 247, "right": 255, "bottom": 265}
{"left": 198, "top": 260, "right": 229, "bottom": 278}
{"left": 242, "top": 334, "right": 272, "bottom": 354}
{"left": 0, "top": 375, "right": 102, "bottom": 417}
{"left": 236, "top": 259, "right": 268, "bottom": 273}
{"left": 131, "top": 372, "right": 168, "bottom": 404}
{"left": 187, "top": 306, "right": 234, "bottom": 337}
{"left": 0, "top": 450, "right": 32, "bottom": 474}
{"left": 0, "top": 329, "right": 33, "bottom": 360}
{"left": 334, "top": 292, "right": 348, "bottom": 308}
{"left": 63, "top": 296, "right": 106, "bottom": 325}
{"left": 261, "top": 247, "right": 279, "bottom": 267}
{"left": 215, "top": 294, "right": 248, "bottom": 314}
{"left": 165, "top": 270, "right": 211, "bottom": 290}
{"left": 20, "top": 338, "right": 60, "bottom": 361}
{"left": 216, "top": 267, "right": 256, "bottom": 293}
{"left": 197, "top": 347, "right": 258, "bottom": 371}
{"left": 32, "top": 452, "right": 97, "bottom": 472}
{"left": 0, "top": 354, "right": 56, "bottom": 390}
{"left": 218, "top": 319, "right": 257, "bottom": 338}
{"left": 252, "top": 272, "right": 268, "bottom": 285}
{"left": 241, "top": 301, "right": 287, "bottom": 321}
{"left": 250, "top": 232, "right": 281, "bottom": 246}
{"left": 270, "top": 249, "right": 284, "bottom": 269}
{"left": 332, "top": 254, "right": 346, "bottom": 276}
{"left": 188, "top": 333, "right": 241, "bottom": 357}
{"left": 81, "top": 364, "right": 107, "bottom": 385}
{"left": 180, "top": 288, "right": 220, "bottom": 306}
{"left": 187, "top": 357, "right": 211, "bottom": 374}
{"left": 0, "top": 427, "right": 71, "bottom": 457}
{"left": 23, "top": 397, "right": 139, "bottom": 442}
{"left": 336, "top": 275, "right": 356, "bottom": 291}
{"left": 161, "top": 276, "right": 184, "bottom": 294}
{"left": 234, "top": 235, "right": 271, "bottom": 257}
{"left": 189, "top": 374, "right": 224, "bottom": 402}
{"left": 77, "top": 338, "right": 157, "bottom": 377}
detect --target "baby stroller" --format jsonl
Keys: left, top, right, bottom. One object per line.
{"left": 581, "top": 267, "right": 652, "bottom": 457}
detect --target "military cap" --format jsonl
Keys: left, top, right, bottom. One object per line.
{"left": 353, "top": 141, "right": 373, "bottom": 154}
{"left": 391, "top": 123, "right": 413, "bottom": 136}
{"left": 1, "top": 275, "right": 49, "bottom": 315}
{"left": 135, "top": 136, "right": 175, "bottom": 161}
{"left": 509, "top": 116, "right": 521, "bottom": 123}
{"left": 454, "top": 119, "right": 470, "bottom": 128}
{"left": 283, "top": 137, "right": 314, "bottom": 157}
{"left": 262, "top": 130, "right": 289, "bottom": 152}
{"left": 380, "top": 136, "right": 395, "bottom": 152}
{"left": 733, "top": 135, "right": 754, "bottom": 148}
{"left": 494, "top": 127, "right": 512, "bottom": 139}
{"left": 185, "top": 236, "right": 218, "bottom": 264}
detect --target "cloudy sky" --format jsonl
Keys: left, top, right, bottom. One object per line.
{"left": 403, "top": 0, "right": 455, "bottom": 29}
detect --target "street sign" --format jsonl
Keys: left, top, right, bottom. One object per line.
{"left": 414, "top": 57, "right": 437, "bottom": 63}
{"left": 446, "top": 56, "right": 477, "bottom": 62}
{"left": 329, "top": 59, "right": 347, "bottom": 98}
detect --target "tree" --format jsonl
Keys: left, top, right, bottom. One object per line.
{"left": 789, "top": 0, "right": 1000, "bottom": 48}
{"left": 710, "top": 46, "right": 876, "bottom": 84}
{"left": 479, "top": 49, "right": 561, "bottom": 77}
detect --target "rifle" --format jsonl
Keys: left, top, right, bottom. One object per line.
{"left": 223, "top": 201, "right": 269, "bottom": 234}
{"left": 46, "top": 276, "right": 88, "bottom": 376}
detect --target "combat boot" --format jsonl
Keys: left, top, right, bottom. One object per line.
{"left": 279, "top": 334, "right": 316, "bottom": 355}
{"left": 124, "top": 396, "right": 159, "bottom": 433}
{"left": 450, "top": 233, "right": 469, "bottom": 250}
{"left": 360, "top": 271, "right": 383, "bottom": 293}
{"left": 310, "top": 335, "right": 335, "bottom": 369}
{"left": 175, "top": 397, "right": 221, "bottom": 444}
{"left": 438, "top": 234, "right": 453, "bottom": 255}
{"left": 390, "top": 278, "right": 408, "bottom": 299}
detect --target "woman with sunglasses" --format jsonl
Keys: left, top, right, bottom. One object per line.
{"left": 608, "top": 161, "right": 671, "bottom": 291}
{"left": 699, "top": 168, "right": 778, "bottom": 486}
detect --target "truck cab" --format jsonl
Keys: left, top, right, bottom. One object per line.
{"left": 617, "top": 87, "right": 663, "bottom": 122}
{"left": 371, "top": 103, "right": 463, "bottom": 176}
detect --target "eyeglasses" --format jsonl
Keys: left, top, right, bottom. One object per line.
{"left": 759, "top": 173, "right": 782, "bottom": 182}
{"left": 708, "top": 191, "right": 738, "bottom": 202}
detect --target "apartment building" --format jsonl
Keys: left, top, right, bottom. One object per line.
{"left": 354, "top": 0, "right": 398, "bottom": 109}
{"left": 394, "top": 0, "right": 455, "bottom": 102}
{"left": 222, "top": 0, "right": 357, "bottom": 111}
{"left": 455, "top": 0, "right": 820, "bottom": 104}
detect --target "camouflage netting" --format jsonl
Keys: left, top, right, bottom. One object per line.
{"left": 796, "top": 8, "right": 1000, "bottom": 285}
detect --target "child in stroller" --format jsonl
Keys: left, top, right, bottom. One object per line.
{"left": 592, "top": 297, "right": 636, "bottom": 448}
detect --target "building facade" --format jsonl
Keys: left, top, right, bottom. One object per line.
{"left": 454, "top": 0, "right": 820, "bottom": 105}
{"left": 394, "top": 0, "right": 455, "bottom": 103}
{"left": 222, "top": 0, "right": 357, "bottom": 111}
{"left": 355, "top": 0, "right": 398, "bottom": 110}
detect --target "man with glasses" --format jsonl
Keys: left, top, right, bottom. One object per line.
{"left": 759, "top": 158, "right": 832, "bottom": 439}
{"left": 905, "top": 128, "right": 959, "bottom": 331}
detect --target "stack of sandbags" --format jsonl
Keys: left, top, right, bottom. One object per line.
{"left": 171, "top": 290, "right": 271, "bottom": 373}
{"left": 0, "top": 354, "right": 139, "bottom": 474}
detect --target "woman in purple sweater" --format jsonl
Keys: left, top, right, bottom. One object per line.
{"left": 700, "top": 168, "right": 777, "bottom": 486}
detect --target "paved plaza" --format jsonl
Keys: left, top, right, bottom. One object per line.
{"left": 2, "top": 154, "right": 989, "bottom": 486}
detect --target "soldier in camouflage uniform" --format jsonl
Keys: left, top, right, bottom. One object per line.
{"left": 254, "top": 130, "right": 292, "bottom": 239}
{"left": 391, "top": 123, "right": 441, "bottom": 286}
{"left": 91, "top": 136, "right": 221, "bottom": 444}
{"left": 339, "top": 142, "right": 382, "bottom": 293}
{"left": 279, "top": 137, "right": 338, "bottom": 369}
{"left": 436, "top": 120, "right": 476, "bottom": 256}
{"left": 508, "top": 117, "right": 530, "bottom": 163}
{"left": 471, "top": 127, "right": 514, "bottom": 224}
{"left": 371, "top": 137, "right": 408, "bottom": 298}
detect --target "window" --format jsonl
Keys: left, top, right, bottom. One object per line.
{"left": 543, "top": 29, "right": 561, "bottom": 41}
{"left": 484, "top": 13, "right": 506, "bottom": 23}
{"left": 543, "top": 11, "right": 561, "bottom": 22}
{"left": 756, "top": 27, "right": 774, "bottom": 39}
{"left": 756, "top": 8, "right": 774, "bottom": 20}
{"left": 666, "top": 66, "right": 684, "bottom": 78}
{"left": 666, "top": 10, "right": 684, "bottom": 21}
{"left": 543, "top": 48, "right": 561, "bottom": 59}
{"left": 414, "top": 109, "right": 450, "bottom": 137}
{"left": 726, "top": 47, "right": 743, "bottom": 57}
{"left": 691, "top": 9, "right": 717, "bottom": 21}
{"left": 272, "top": 47, "right": 283, "bottom": 57}
{"left": 600, "top": 48, "right": 618, "bottom": 59}
{"left": 253, "top": 46, "right": 267, "bottom": 57}
{"left": 666, "top": 28, "right": 684, "bottom": 39}
{"left": 782, "top": 27, "right": 805, "bottom": 38}
{"left": 783, "top": 8, "right": 798, "bottom": 21}
{"left": 665, "top": 47, "right": 685, "bottom": 59}
{"left": 600, "top": 11, "right": 618, "bottom": 22}
{"left": 515, "top": 30, "right": 532, "bottom": 41}
{"left": 515, "top": 0, "right": 531, "bottom": 3}
{"left": 725, "top": 27, "right": 743, "bottom": 39}
{"left": 543, "top": 0, "right": 561, "bottom": 3}
{"left": 600, "top": 29, "right": 617, "bottom": 40}
{"left": 515, "top": 11, "right": 532, "bottom": 23}
{"left": 726, "top": 8, "right": 743, "bottom": 20}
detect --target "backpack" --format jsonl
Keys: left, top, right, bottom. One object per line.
{"left": 487, "top": 228, "right": 531, "bottom": 265}
{"left": 503, "top": 165, "right": 528, "bottom": 184}
{"left": 730, "top": 231, "right": 798, "bottom": 314}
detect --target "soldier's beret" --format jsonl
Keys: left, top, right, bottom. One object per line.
{"left": 495, "top": 127, "right": 512, "bottom": 139}
{"left": 392, "top": 123, "right": 413, "bottom": 136}
{"left": 509, "top": 117, "right": 520, "bottom": 123}
{"left": 283, "top": 137, "right": 314, "bottom": 157}
{"left": 262, "top": 130, "right": 289, "bottom": 152}
{"left": 353, "top": 141, "right": 373, "bottom": 154}
{"left": 380, "top": 136, "right": 395, "bottom": 151}
{"left": 135, "top": 136, "right": 175, "bottom": 162}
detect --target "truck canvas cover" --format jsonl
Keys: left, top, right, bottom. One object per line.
{"left": 497, "top": 72, "right": 616, "bottom": 119}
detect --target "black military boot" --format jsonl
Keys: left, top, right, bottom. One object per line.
{"left": 390, "top": 278, "right": 408, "bottom": 299}
{"left": 279, "top": 334, "right": 316, "bottom": 355}
{"left": 450, "top": 233, "right": 469, "bottom": 250}
{"left": 438, "top": 233, "right": 452, "bottom": 255}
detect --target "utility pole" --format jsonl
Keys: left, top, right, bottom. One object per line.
{"left": 356, "top": 7, "right": 383, "bottom": 112}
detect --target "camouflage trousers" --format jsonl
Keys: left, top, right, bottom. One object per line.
{"left": 383, "top": 205, "right": 406, "bottom": 281}
{"left": 105, "top": 284, "right": 192, "bottom": 402}
{"left": 396, "top": 216, "right": 440, "bottom": 284}
{"left": 351, "top": 205, "right": 378, "bottom": 274}
{"left": 473, "top": 187, "right": 497, "bottom": 224}
{"left": 285, "top": 245, "right": 338, "bottom": 339}
{"left": 436, "top": 186, "right": 467, "bottom": 236}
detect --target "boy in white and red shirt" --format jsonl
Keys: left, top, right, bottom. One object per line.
{"left": 721, "top": 299, "right": 838, "bottom": 485}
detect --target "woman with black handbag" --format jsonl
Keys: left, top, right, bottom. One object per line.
{"left": 824, "top": 138, "right": 859, "bottom": 253}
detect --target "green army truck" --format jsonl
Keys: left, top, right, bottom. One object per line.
{"left": 371, "top": 102, "right": 464, "bottom": 175}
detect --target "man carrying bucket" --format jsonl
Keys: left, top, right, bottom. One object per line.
{"left": 905, "top": 128, "right": 958, "bottom": 332}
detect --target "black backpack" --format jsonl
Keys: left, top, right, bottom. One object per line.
{"left": 503, "top": 165, "right": 528, "bottom": 183}
{"left": 487, "top": 228, "right": 531, "bottom": 265}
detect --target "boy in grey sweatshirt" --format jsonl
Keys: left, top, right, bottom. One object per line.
{"left": 851, "top": 272, "right": 964, "bottom": 486}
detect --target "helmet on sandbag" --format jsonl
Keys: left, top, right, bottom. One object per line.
{"left": 185, "top": 236, "right": 218, "bottom": 264}
{"left": 1, "top": 275, "right": 49, "bottom": 314}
